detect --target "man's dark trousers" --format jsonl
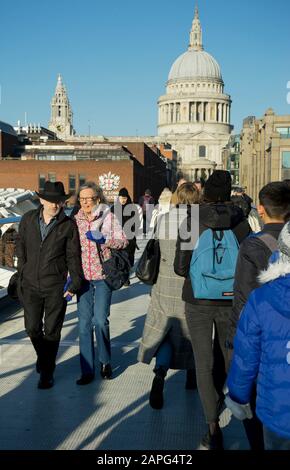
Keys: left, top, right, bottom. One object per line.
{"left": 22, "top": 284, "right": 67, "bottom": 377}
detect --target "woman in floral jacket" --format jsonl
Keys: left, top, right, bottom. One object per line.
{"left": 74, "top": 182, "right": 128, "bottom": 384}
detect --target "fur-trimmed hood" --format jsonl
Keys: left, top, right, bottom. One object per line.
{"left": 260, "top": 221, "right": 290, "bottom": 284}
{"left": 258, "top": 254, "right": 290, "bottom": 284}
{"left": 257, "top": 252, "right": 290, "bottom": 320}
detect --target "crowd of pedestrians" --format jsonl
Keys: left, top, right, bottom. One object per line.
{"left": 9, "top": 173, "right": 290, "bottom": 450}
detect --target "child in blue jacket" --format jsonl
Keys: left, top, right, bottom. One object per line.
{"left": 226, "top": 221, "right": 290, "bottom": 450}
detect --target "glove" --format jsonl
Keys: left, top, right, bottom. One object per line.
{"left": 86, "top": 230, "right": 106, "bottom": 244}
{"left": 64, "top": 276, "right": 72, "bottom": 302}
{"left": 224, "top": 394, "right": 253, "bottom": 420}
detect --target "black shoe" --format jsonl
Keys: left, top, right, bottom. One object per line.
{"left": 123, "top": 279, "right": 130, "bottom": 287}
{"left": 76, "top": 374, "right": 95, "bottom": 385}
{"left": 100, "top": 363, "right": 112, "bottom": 379}
{"left": 201, "top": 427, "right": 224, "bottom": 450}
{"left": 36, "top": 358, "right": 41, "bottom": 374}
{"left": 185, "top": 369, "right": 197, "bottom": 390}
{"left": 38, "top": 374, "right": 54, "bottom": 390}
{"left": 149, "top": 375, "right": 165, "bottom": 409}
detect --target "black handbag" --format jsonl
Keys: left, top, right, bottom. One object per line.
{"left": 135, "top": 238, "right": 160, "bottom": 285}
{"left": 96, "top": 243, "right": 130, "bottom": 290}
{"left": 7, "top": 272, "right": 20, "bottom": 300}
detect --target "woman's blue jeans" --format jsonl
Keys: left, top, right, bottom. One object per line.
{"left": 77, "top": 280, "right": 112, "bottom": 376}
{"left": 155, "top": 338, "right": 173, "bottom": 373}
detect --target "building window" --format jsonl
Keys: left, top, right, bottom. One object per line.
{"left": 282, "top": 151, "right": 290, "bottom": 179}
{"left": 48, "top": 172, "right": 56, "bottom": 182}
{"left": 79, "top": 174, "right": 86, "bottom": 187}
{"left": 199, "top": 145, "right": 206, "bottom": 158}
{"left": 39, "top": 174, "right": 46, "bottom": 191}
{"left": 276, "top": 127, "right": 290, "bottom": 138}
{"left": 58, "top": 106, "right": 61, "bottom": 117}
{"left": 69, "top": 174, "right": 76, "bottom": 192}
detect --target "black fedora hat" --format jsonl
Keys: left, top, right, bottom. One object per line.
{"left": 36, "top": 181, "right": 70, "bottom": 203}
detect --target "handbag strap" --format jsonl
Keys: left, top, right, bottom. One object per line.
{"left": 96, "top": 241, "right": 105, "bottom": 268}
{"left": 94, "top": 213, "right": 106, "bottom": 269}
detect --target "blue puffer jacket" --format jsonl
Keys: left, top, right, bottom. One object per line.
{"left": 227, "top": 257, "right": 290, "bottom": 439}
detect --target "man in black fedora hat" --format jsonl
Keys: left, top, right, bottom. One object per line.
{"left": 16, "top": 181, "right": 83, "bottom": 389}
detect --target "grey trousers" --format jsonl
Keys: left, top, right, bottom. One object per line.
{"left": 185, "top": 302, "right": 231, "bottom": 423}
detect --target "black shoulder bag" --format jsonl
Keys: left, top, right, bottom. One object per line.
{"left": 96, "top": 243, "right": 130, "bottom": 290}
{"left": 135, "top": 237, "right": 160, "bottom": 285}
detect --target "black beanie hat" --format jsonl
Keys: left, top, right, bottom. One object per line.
{"left": 118, "top": 187, "right": 129, "bottom": 197}
{"left": 204, "top": 170, "right": 232, "bottom": 202}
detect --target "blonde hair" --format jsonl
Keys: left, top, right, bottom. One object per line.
{"left": 177, "top": 182, "right": 199, "bottom": 205}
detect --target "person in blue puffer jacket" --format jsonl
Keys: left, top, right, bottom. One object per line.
{"left": 226, "top": 221, "right": 290, "bottom": 450}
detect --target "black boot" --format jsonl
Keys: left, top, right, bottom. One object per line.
{"left": 100, "top": 363, "right": 112, "bottom": 379}
{"left": 42, "top": 340, "right": 59, "bottom": 377}
{"left": 31, "top": 337, "right": 45, "bottom": 374}
{"left": 38, "top": 373, "right": 54, "bottom": 389}
{"left": 149, "top": 367, "right": 166, "bottom": 410}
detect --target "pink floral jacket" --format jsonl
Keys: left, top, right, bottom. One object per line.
{"left": 74, "top": 206, "right": 128, "bottom": 281}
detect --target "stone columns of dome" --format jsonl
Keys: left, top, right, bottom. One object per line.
{"left": 170, "top": 103, "right": 174, "bottom": 123}
{"left": 210, "top": 102, "right": 215, "bottom": 121}
{"left": 190, "top": 102, "right": 194, "bottom": 122}
{"left": 197, "top": 102, "right": 201, "bottom": 122}
{"left": 183, "top": 103, "right": 189, "bottom": 122}
{"left": 176, "top": 103, "right": 180, "bottom": 122}
{"left": 218, "top": 103, "right": 222, "bottom": 123}
{"left": 206, "top": 102, "right": 210, "bottom": 122}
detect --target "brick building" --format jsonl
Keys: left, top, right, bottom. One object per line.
{"left": 0, "top": 139, "right": 170, "bottom": 203}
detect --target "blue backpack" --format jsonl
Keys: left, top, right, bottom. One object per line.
{"left": 190, "top": 229, "right": 239, "bottom": 300}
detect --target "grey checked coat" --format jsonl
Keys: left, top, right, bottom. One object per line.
{"left": 138, "top": 209, "right": 194, "bottom": 370}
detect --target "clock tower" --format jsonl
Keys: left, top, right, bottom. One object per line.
{"left": 49, "top": 74, "right": 75, "bottom": 139}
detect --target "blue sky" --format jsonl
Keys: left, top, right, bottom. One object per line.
{"left": 1, "top": 0, "right": 290, "bottom": 136}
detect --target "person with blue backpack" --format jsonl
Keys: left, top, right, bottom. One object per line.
{"left": 174, "top": 170, "right": 251, "bottom": 450}
{"left": 227, "top": 181, "right": 290, "bottom": 449}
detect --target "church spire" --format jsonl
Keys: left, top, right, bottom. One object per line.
{"left": 189, "top": 3, "right": 203, "bottom": 51}
{"left": 49, "top": 74, "right": 75, "bottom": 139}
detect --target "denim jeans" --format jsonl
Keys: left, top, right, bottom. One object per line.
{"left": 155, "top": 338, "right": 173, "bottom": 372}
{"left": 263, "top": 426, "right": 290, "bottom": 450}
{"left": 77, "top": 280, "right": 112, "bottom": 375}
